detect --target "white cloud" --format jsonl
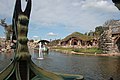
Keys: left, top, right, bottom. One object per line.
{"left": 30, "top": 0, "right": 119, "bottom": 29}
{"left": 0, "top": 0, "right": 15, "bottom": 18}
{"left": 0, "top": 0, "right": 120, "bottom": 35}
{"left": 47, "top": 32, "right": 57, "bottom": 36}
{"left": 81, "top": 0, "right": 118, "bottom": 12}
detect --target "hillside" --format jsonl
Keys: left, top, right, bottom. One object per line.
{"left": 62, "top": 32, "right": 93, "bottom": 41}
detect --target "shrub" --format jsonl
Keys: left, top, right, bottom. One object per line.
{"left": 73, "top": 47, "right": 103, "bottom": 54}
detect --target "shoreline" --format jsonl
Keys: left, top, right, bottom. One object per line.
{"left": 51, "top": 49, "right": 120, "bottom": 57}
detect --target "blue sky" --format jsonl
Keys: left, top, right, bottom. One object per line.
{"left": 0, "top": 0, "right": 120, "bottom": 40}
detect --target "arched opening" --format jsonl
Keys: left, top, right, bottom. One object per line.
{"left": 116, "top": 37, "right": 120, "bottom": 52}
{"left": 73, "top": 41, "right": 77, "bottom": 45}
{"left": 71, "top": 39, "right": 78, "bottom": 45}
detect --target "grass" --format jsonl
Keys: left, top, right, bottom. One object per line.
{"left": 73, "top": 47, "right": 103, "bottom": 54}
{"left": 52, "top": 46, "right": 103, "bottom": 54}
{"left": 52, "top": 46, "right": 73, "bottom": 51}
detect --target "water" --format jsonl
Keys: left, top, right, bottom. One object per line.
{"left": 32, "top": 51, "right": 120, "bottom": 80}
{"left": 1, "top": 51, "right": 120, "bottom": 80}
{"left": 0, "top": 52, "right": 14, "bottom": 71}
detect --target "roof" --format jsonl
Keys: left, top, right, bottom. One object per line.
{"left": 38, "top": 40, "right": 50, "bottom": 43}
{"left": 62, "top": 32, "right": 93, "bottom": 42}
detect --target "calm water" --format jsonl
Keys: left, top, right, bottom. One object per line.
{"left": 0, "top": 52, "right": 13, "bottom": 71}
{"left": 1, "top": 51, "right": 120, "bottom": 80}
{"left": 32, "top": 51, "right": 120, "bottom": 80}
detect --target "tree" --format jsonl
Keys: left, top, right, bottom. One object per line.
{"left": 84, "top": 32, "right": 88, "bottom": 35}
{"left": 88, "top": 30, "right": 94, "bottom": 36}
{"left": 95, "top": 26, "right": 104, "bottom": 36}
{"left": 102, "top": 19, "right": 120, "bottom": 27}
{"left": 0, "top": 18, "right": 12, "bottom": 40}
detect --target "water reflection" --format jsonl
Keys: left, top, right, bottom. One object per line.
{"left": 32, "top": 51, "right": 120, "bottom": 80}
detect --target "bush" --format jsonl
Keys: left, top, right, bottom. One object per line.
{"left": 73, "top": 47, "right": 103, "bottom": 54}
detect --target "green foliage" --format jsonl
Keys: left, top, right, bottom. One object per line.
{"left": 49, "top": 39, "right": 61, "bottom": 46}
{"left": 52, "top": 46, "right": 103, "bottom": 54}
{"left": 6, "top": 32, "right": 10, "bottom": 40}
{"left": 73, "top": 47, "right": 103, "bottom": 54}
{"left": 95, "top": 26, "right": 108, "bottom": 36}
{"left": 52, "top": 46, "right": 73, "bottom": 51}
{"left": 62, "top": 32, "right": 93, "bottom": 41}
{"left": 95, "top": 26, "right": 103, "bottom": 35}
{"left": 87, "top": 26, "right": 107, "bottom": 38}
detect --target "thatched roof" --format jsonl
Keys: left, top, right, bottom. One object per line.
{"left": 62, "top": 32, "right": 93, "bottom": 42}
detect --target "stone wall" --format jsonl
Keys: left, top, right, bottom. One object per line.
{"left": 99, "top": 27, "right": 119, "bottom": 53}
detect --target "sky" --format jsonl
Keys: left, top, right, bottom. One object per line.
{"left": 0, "top": 0, "right": 120, "bottom": 40}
